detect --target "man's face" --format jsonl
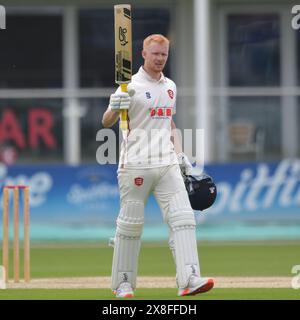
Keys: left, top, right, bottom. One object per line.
{"left": 142, "top": 42, "right": 169, "bottom": 73}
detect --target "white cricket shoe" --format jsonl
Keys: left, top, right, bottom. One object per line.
{"left": 178, "top": 275, "right": 214, "bottom": 296}
{"left": 114, "top": 282, "right": 134, "bottom": 298}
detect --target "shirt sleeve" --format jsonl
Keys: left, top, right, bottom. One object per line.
{"left": 173, "top": 84, "right": 177, "bottom": 115}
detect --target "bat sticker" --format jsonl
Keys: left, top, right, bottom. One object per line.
{"left": 119, "top": 27, "right": 128, "bottom": 46}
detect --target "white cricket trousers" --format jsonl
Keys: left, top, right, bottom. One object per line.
{"left": 111, "top": 164, "right": 201, "bottom": 290}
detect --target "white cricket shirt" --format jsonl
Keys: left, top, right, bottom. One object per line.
{"left": 116, "top": 67, "right": 178, "bottom": 169}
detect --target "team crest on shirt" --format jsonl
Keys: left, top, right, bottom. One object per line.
{"left": 167, "top": 89, "right": 174, "bottom": 99}
{"left": 134, "top": 177, "right": 144, "bottom": 186}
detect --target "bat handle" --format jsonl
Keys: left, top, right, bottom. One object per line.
{"left": 120, "top": 84, "right": 128, "bottom": 130}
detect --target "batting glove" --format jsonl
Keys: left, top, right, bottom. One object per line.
{"left": 109, "top": 86, "right": 135, "bottom": 112}
{"left": 109, "top": 92, "right": 131, "bottom": 111}
{"left": 177, "top": 152, "right": 193, "bottom": 176}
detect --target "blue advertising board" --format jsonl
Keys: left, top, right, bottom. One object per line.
{"left": 0, "top": 159, "right": 300, "bottom": 241}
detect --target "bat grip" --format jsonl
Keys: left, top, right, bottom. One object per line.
{"left": 120, "top": 84, "right": 128, "bottom": 130}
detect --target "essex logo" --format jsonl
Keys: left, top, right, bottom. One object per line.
{"left": 167, "top": 89, "right": 174, "bottom": 99}
{"left": 134, "top": 177, "right": 144, "bottom": 186}
{"left": 145, "top": 92, "right": 151, "bottom": 99}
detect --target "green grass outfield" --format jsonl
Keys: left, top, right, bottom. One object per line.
{"left": 0, "top": 241, "right": 300, "bottom": 299}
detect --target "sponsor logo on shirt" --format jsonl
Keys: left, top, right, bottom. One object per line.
{"left": 150, "top": 107, "right": 172, "bottom": 118}
{"left": 145, "top": 92, "right": 152, "bottom": 99}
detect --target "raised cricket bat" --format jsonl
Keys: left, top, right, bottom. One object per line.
{"left": 114, "top": 4, "right": 132, "bottom": 130}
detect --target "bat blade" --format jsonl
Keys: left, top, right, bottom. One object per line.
{"left": 114, "top": 4, "right": 132, "bottom": 85}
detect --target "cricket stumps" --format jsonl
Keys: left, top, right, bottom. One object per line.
{"left": 2, "top": 185, "right": 30, "bottom": 284}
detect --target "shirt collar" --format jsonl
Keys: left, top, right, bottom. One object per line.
{"left": 138, "top": 66, "right": 166, "bottom": 83}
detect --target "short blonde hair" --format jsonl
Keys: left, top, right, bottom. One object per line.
{"left": 143, "top": 34, "right": 169, "bottom": 49}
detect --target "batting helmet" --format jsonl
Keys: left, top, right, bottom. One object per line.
{"left": 184, "top": 174, "right": 217, "bottom": 211}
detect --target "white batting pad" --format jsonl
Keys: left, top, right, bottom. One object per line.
{"left": 168, "top": 190, "right": 196, "bottom": 228}
{"left": 111, "top": 200, "right": 144, "bottom": 290}
{"left": 172, "top": 226, "right": 201, "bottom": 288}
{"left": 166, "top": 190, "right": 200, "bottom": 288}
{"left": 0, "top": 266, "right": 6, "bottom": 289}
